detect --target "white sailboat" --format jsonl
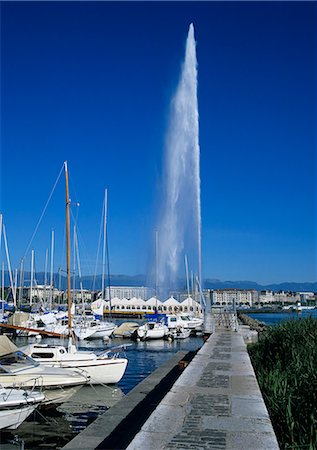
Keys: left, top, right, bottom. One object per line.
{"left": 73, "top": 189, "right": 116, "bottom": 340}
{"left": 0, "top": 335, "right": 89, "bottom": 404}
{"left": 23, "top": 339, "right": 128, "bottom": 384}
{"left": 0, "top": 385, "right": 45, "bottom": 430}
{"left": 134, "top": 231, "right": 168, "bottom": 341}
{"left": 23, "top": 164, "right": 127, "bottom": 385}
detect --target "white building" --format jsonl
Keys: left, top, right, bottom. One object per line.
{"left": 102, "top": 286, "right": 155, "bottom": 300}
{"left": 212, "top": 289, "right": 258, "bottom": 307}
{"left": 98, "top": 296, "right": 203, "bottom": 315}
{"left": 22, "top": 285, "right": 63, "bottom": 302}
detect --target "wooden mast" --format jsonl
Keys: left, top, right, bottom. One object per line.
{"left": 64, "top": 161, "right": 72, "bottom": 333}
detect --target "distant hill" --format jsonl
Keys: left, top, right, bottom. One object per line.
{"left": 203, "top": 278, "right": 317, "bottom": 292}
{"left": 3, "top": 271, "right": 317, "bottom": 292}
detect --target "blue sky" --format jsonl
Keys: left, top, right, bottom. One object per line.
{"left": 1, "top": 1, "right": 316, "bottom": 284}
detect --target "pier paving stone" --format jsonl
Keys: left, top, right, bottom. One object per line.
{"left": 127, "top": 330, "right": 279, "bottom": 450}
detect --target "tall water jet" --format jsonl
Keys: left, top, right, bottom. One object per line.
{"left": 156, "top": 23, "right": 202, "bottom": 297}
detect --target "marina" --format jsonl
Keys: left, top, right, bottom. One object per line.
{"left": 1, "top": 2, "right": 316, "bottom": 449}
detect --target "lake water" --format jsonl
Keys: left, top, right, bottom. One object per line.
{"left": 0, "top": 331, "right": 203, "bottom": 450}
{"left": 247, "top": 308, "right": 317, "bottom": 326}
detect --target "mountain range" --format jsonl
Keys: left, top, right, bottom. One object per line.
{"left": 3, "top": 271, "right": 317, "bottom": 293}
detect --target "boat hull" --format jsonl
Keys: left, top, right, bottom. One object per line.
{"left": 0, "top": 403, "right": 38, "bottom": 429}
{"left": 0, "top": 366, "right": 89, "bottom": 390}
{"left": 33, "top": 358, "right": 128, "bottom": 384}
{"left": 73, "top": 323, "right": 116, "bottom": 340}
{"left": 0, "top": 389, "right": 44, "bottom": 430}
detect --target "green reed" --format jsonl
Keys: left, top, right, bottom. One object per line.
{"left": 248, "top": 316, "right": 317, "bottom": 450}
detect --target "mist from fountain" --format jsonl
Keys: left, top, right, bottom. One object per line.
{"left": 156, "top": 23, "right": 201, "bottom": 298}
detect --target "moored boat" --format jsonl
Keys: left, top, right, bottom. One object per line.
{"left": 0, "top": 336, "right": 89, "bottom": 403}
{"left": 0, "top": 385, "right": 45, "bottom": 430}
{"left": 134, "top": 320, "right": 168, "bottom": 340}
{"left": 23, "top": 339, "right": 128, "bottom": 384}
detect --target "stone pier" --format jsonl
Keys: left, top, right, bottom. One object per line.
{"left": 127, "top": 330, "right": 279, "bottom": 450}
{"left": 62, "top": 326, "right": 279, "bottom": 450}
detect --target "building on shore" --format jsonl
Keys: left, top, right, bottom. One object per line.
{"left": 100, "top": 286, "right": 155, "bottom": 301}
{"left": 212, "top": 289, "right": 258, "bottom": 307}
{"left": 92, "top": 296, "right": 204, "bottom": 315}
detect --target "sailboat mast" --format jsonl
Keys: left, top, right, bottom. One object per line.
{"left": 18, "top": 258, "right": 24, "bottom": 308}
{"left": 1, "top": 262, "right": 4, "bottom": 314}
{"left": 101, "top": 189, "right": 107, "bottom": 301}
{"left": 3, "top": 225, "right": 16, "bottom": 305}
{"left": 184, "top": 255, "right": 190, "bottom": 310}
{"left": 64, "top": 161, "right": 72, "bottom": 333}
{"left": 30, "top": 249, "right": 34, "bottom": 307}
{"left": 155, "top": 230, "right": 158, "bottom": 309}
{"left": 49, "top": 229, "right": 54, "bottom": 311}
{"left": 0, "top": 214, "right": 2, "bottom": 253}
{"left": 14, "top": 269, "right": 18, "bottom": 308}
{"left": 44, "top": 248, "right": 48, "bottom": 305}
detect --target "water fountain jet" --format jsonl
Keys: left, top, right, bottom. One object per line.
{"left": 156, "top": 24, "right": 202, "bottom": 298}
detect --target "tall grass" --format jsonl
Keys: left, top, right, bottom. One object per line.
{"left": 248, "top": 317, "right": 317, "bottom": 449}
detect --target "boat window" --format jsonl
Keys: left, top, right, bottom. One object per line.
{"left": 170, "top": 317, "right": 177, "bottom": 322}
{"left": 0, "top": 351, "right": 37, "bottom": 373}
{"left": 31, "top": 352, "right": 54, "bottom": 359}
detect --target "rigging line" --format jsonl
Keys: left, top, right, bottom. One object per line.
{"left": 74, "top": 225, "right": 84, "bottom": 303}
{"left": 93, "top": 199, "right": 105, "bottom": 292}
{"left": 73, "top": 224, "right": 94, "bottom": 285}
{"left": 69, "top": 206, "right": 94, "bottom": 285}
{"left": 23, "top": 163, "right": 65, "bottom": 260}
{"left": 106, "top": 223, "right": 112, "bottom": 317}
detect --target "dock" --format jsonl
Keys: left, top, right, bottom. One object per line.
{"left": 63, "top": 326, "right": 279, "bottom": 450}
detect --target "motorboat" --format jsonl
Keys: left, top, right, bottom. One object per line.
{"left": 0, "top": 385, "right": 45, "bottom": 430}
{"left": 170, "top": 326, "right": 191, "bottom": 339}
{"left": 175, "top": 314, "right": 204, "bottom": 332}
{"left": 23, "top": 339, "right": 128, "bottom": 384}
{"left": 0, "top": 336, "right": 89, "bottom": 403}
{"left": 134, "top": 321, "right": 168, "bottom": 340}
{"left": 166, "top": 313, "right": 203, "bottom": 332}
{"left": 73, "top": 317, "right": 117, "bottom": 340}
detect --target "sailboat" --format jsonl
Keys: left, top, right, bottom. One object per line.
{"left": 0, "top": 335, "right": 89, "bottom": 404}
{"left": 133, "top": 232, "right": 168, "bottom": 341}
{"left": 73, "top": 189, "right": 116, "bottom": 340}
{"left": 24, "top": 163, "right": 127, "bottom": 384}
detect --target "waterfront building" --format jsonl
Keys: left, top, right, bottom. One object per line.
{"left": 212, "top": 289, "right": 258, "bottom": 307}
{"left": 94, "top": 296, "right": 203, "bottom": 315}
{"left": 22, "top": 285, "right": 63, "bottom": 303}
{"left": 298, "top": 292, "right": 315, "bottom": 305}
{"left": 258, "top": 290, "right": 299, "bottom": 306}
{"left": 102, "top": 286, "right": 155, "bottom": 300}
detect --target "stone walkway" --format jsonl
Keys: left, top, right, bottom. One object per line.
{"left": 127, "top": 330, "right": 279, "bottom": 450}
